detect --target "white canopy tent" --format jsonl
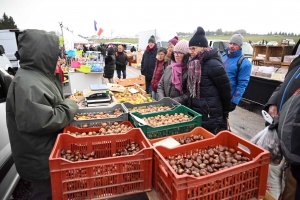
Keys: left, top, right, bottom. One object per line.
{"left": 73, "top": 35, "right": 89, "bottom": 44}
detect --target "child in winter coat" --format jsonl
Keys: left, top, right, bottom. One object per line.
{"left": 151, "top": 47, "right": 169, "bottom": 100}
{"left": 104, "top": 47, "right": 116, "bottom": 83}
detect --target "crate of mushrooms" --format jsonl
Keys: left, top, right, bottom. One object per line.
{"left": 130, "top": 105, "right": 202, "bottom": 139}
{"left": 63, "top": 121, "right": 134, "bottom": 137}
{"left": 49, "top": 128, "right": 153, "bottom": 200}
{"left": 70, "top": 104, "right": 128, "bottom": 126}
{"left": 122, "top": 97, "right": 181, "bottom": 115}
{"left": 153, "top": 131, "right": 270, "bottom": 200}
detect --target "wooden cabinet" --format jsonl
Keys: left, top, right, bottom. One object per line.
{"left": 252, "top": 45, "right": 293, "bottom": 67}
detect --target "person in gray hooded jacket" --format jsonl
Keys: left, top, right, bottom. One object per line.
{"left": 157, "top": 39, "right": 190, "bottom": 105}
{"left": 6, "top": 29, "right": 78, "bottom": 200}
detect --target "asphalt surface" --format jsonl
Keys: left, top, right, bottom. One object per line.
{"left": 12, "top": 66, "right": 267, "bottom": 199}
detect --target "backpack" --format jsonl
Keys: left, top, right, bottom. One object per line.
{"left": 277, "top": 88, "right": 300, "bottom": 165}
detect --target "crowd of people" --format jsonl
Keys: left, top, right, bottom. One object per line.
{"left": 4, "top": 28, "right": 300, "bottom": 200}
{"left": 141, "top": 27, "right": 250, "bottom": 133}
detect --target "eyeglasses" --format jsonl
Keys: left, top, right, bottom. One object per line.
{"left": 157, "top": 53, "right": 165, "bottom": 56}
{"left": 173, "top": 51, "right": 184, "bottom": 55}
{"left": 189, "top": 46, "right": 198, "bottom": 51}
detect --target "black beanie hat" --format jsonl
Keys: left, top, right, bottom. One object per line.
{"left": 107, "top": 47, "right": 115, "bottom": 55}
{"left": 148, "top": 35, "right": 156, "bottom": 44}
{"left": 157, "top": 47, "right": 167, "bottom": 55}
{"left": 189, "top": 27, "right": 208, "bottom": 47}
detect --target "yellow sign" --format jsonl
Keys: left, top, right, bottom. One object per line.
{"left": 59, "top": 36, "right": 64, "bottom": 46}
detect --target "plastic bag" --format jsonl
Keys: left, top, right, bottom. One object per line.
{"left": 250, "top": 126, "right": 282, "bottom": 165}
{"left": 267, "top": 157, "right": 285, "bottom": 199}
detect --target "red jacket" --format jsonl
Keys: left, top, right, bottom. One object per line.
{"left": 151, "top": 60, "right": 168, "bottom": 92}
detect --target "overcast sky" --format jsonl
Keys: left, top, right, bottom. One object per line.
{"left": 0, "top": 0, "right": 299, "bottom": 37}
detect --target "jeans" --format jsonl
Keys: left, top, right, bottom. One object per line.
{"left": 117, "top": 69, "right": 126, "bottom": 79}
{"left": 152, "top": 91, "right": 157, "bottom": 101}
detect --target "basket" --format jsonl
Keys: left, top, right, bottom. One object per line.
{"left": 154, "top": 131, "right": 270, "bottom": 200}
{"left": 67, "top": 50, "right": 76, "bottom": 57}
{"left": 63, "top": 121, "right": 134, "bottom": 135}
{"left": 122, "top": 97, "right": 180, "bottom": 115}
{"left": 71, "top": 61, "right": 81, "bottom": 68}
{"left": 130, "top": 105, "right": 202, "bottom": 139}
{"left": 49, "top": 128, "right": 153, "bottom": 200}
{"left": 76, "top": 65, "right": 91, "bottom": 73}
{"left": 70, "top": 104, "right": 128, "bottom": 126}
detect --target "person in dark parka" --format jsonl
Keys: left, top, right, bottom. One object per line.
{"left": 115, "top": 45, "right": 128, "bottom": 79}
{"left": 141, "top": 35, "right": 157, "bottom": 93}
{"left": 187, "top": 27, "right": 232, "bottom": 134}
{"left": 6, "top": 29, "right": 78, "bottom": 200}
{"left": 264, "top": 56, "right": 300, "bottom": 200}
{"left": 104, "top": 47, "right": 116, "bottom": 83}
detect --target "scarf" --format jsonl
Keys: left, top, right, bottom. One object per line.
{"left": 171, "top": 61, "right": 188, "bottom": 94}
{"left": 146, "top": 45, "right": 155, "bottom": 52}
{"left": 188, "top": 47, "right": 211, "bottom": 99}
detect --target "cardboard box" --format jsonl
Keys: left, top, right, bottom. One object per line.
{"left": 264, "top": 190, "right": 276, "bottom": 200}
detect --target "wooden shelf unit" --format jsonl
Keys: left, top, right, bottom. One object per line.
{"left": 251, "top": 45, "right": 293, "bottom": 67}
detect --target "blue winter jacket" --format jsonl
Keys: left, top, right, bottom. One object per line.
{"left": 222, "top": 48, "right": 252, "bottom": 105}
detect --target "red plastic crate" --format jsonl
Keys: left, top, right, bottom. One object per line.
{"left": 49, "top": 128, "right": 153, "bottom": 200}
{"left": 149, "top": 127, "right": 215, "bottom": 145}
{"left": 63, "top": 121, "right": 134, "bottom": 135}
{"left": 150, "top": 127, "right": 215, "bottom": 190}
{"left": 154, "top": 131, "right": 270, "bottom": 200}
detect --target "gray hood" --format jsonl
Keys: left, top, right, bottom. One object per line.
{"left": 18, "top": 29, "right": 59, "bottom": 77}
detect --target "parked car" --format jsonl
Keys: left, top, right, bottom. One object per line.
{"left": 208, "top": 40, "right": 253, "bottom": 58}
{"left": 266, "top": 41, "right": 279, "bottom": 46}
{"left": 0, "top": 68, "right": 19, "bottom": 200}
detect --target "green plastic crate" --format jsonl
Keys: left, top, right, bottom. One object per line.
{"left": 130, "top": 105, "right": 202, "bottom": 139}
{"left": 122, "top": 97, "right": 181, "bottom": 115}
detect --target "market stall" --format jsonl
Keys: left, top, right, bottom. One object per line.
{"left": 242, "top": 44, "right": 297, "bottom": 105}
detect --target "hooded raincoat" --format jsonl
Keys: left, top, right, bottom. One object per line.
{"left": 6, "top": 29, "right": 78, "bottom": 182}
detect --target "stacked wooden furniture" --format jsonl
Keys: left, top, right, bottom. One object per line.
{"left": 252, "top": 45, "right": 293, "bottom": 67}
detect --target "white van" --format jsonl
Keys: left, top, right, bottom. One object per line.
{"left": 0, "top": 29, "right": 23, "bottom": 71}
{"left": 0, "top": 45, "right": 15, "bottom": 75}
{"left": 0, "top": 68, "right": 19, "bottom": 200}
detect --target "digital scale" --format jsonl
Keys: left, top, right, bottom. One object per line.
{"left": 83, "top": 84, "right": 111, "bottom": 107}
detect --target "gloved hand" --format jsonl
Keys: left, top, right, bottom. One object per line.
{"left": 268, "top": 117, "right": 279, "bottom": 130}
{"left": 230, "top": 102, "right": 237, "bottom": 112}
{"left": 223, "top": 112, "right": 229, "bottom": 119}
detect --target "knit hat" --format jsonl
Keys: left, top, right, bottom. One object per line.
{"left": 168, "top": 36, "right": 179, "bottom": 46}
{"left": 157, "top": 47, "right": 167, "bottom": 55}
{"left": 148, "top": 35, "right": 156, "bottom": 44}
{"left": 230, "top": 34, "right": 244, "bottom": 47}
{"left": 107, "top": 47, "right": 115, "bottom": 55}
{"left": 189, "top": 27, "right": 208, "bottom": 47}
{"left": 174, "top": 39, "right": 189, "bottom": 54}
